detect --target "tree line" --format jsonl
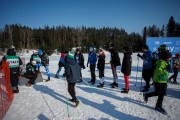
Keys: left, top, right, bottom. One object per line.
{"left": 0, "top": 16, "right": 179, "bottom": 54}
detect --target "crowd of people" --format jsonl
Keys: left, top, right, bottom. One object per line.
{"left": 0, "top": 42, "right": 179, "bottom": 111}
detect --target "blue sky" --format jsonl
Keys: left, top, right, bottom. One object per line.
{"left": 0, "top": 0, "right": 180, "bottom": 34}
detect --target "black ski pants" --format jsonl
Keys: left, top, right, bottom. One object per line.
{"left": 145, "top": 82, "right": 167, "bottom": 107}
{"left": 68, "top": 83, "right": 76, "bottom": 101}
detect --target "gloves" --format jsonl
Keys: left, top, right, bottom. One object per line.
{"left": 63, "top": 73, "right": 66, "bottom": 77}
{"left": 83, "top": 65, "right": 85, "bottom": 69}
{"left": 137, "top": 53, "right": 141, "bottom": 57}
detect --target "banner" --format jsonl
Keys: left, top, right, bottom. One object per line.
{"left": 0, "top": 60, "right": 14, "bottom": 120}
{"left": 146, "top": 37, "right": 180, "bottom": 56}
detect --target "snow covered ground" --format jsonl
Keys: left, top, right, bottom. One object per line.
{"left": 2, "top": 52, "right": 180, "bottom": 120}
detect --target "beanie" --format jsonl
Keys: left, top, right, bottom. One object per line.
{"left": 38, "top": 50, "right": 43, "bottom": 55}
{"left": 159, "top": 44, "right": 167, "bottom": 52}
{"left": 160, "top": 51, "right": 172, "bottom": 60}
{"left": 67, "top": 53, "right": 74, "bottom": 59}
{"left": 142, "top": 45, "right": 149, "bottom": 50}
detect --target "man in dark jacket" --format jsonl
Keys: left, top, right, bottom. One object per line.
{"left": 109, "top": 42, "right": 121, "bottom": 88}
{"left": 63, "top": 52, "right": 80, "bottom": 107}
{"left": 74, "top": 48, "right": 85, "bottom": 82}
{"left": 121, "top": 46, "right": 132, "bottom": 93}
{"left": 38, "top": 50, "right": 50, "bottom": 82}
{"left": 2, "top": 48, "right": 23, "bottom": 93}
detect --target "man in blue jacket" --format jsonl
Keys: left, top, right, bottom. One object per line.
{"left": 87, "top": 47, "right": 97, "bottom": 85}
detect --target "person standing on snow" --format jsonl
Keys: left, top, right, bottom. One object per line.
{"left": 55, "top": 52, "right": 66, "bottom": 78}
{"left": 137, "top": 45, "right": 153, "bottom": 92}
{"left": 38, "top": 50, "right": 50, "bottom": 82}
{"left": 168, "top": 53, "right": 180, "bottom": 84}
{"left": 63, "top": 52, "right": 80, "bottom": 107}
{"left": 2, "top": 48, "right": 23, "bottom": 93}
{"left": 108, "top": 42, "right": 121, "bottom": 88}
{"left": 97, "top": 48, "right": 106, "bottom": 88}
{"left": 74, "top": 48, "right": 85, "bottom": 82}
{"left": 121, "top": 46, "right": 132, "bottom": 93}
{"left": 143, "top": 50, "right": 172, "bottom": 115}
{"left": 87, "top": 47, "right": 97, "bottom": 85}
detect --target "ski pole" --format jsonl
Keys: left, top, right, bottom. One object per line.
{"left": 80, "top": 77, "right": 97, "bottom": 91}
{"left": 64, "top": 77, "right": 70, "bottom": 117}
{"left": 135, "top": 53, "right": 139, "bottom": 86}
{"left": 140, "top": 77, "right": 143, "bottom": 95}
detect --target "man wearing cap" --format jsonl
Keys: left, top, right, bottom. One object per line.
{"left": 63, "top": 52, "right": 80, "bottom": 107}
{"left": 87, "top": 47, "right": 97, "bottom": 85}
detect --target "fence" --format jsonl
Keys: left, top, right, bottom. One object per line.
{"left": 0, "top": 60, "right": 14, "bottom": 120}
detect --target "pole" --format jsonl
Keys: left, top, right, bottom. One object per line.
{"left": 140, "top": 77, "right": 143, "bottom": 95}
{"left": 64, "top": 77, "right": 70, "bottom": 117}
{"left": 135, "top": 54, "right": 139, "bottom": 86}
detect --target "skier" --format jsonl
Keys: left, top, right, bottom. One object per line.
{"left": 55, "top": 52, "right": 66, "bottom": 78}
{"left": 63, "top": 52, "right": 80, "bottom": 107}
{"left": 137, "top": 45, "right": 153, "bottom": 92}
{"left": 108, "top": 42, "right": 121, "bottom": 88}
{"left": 143, "top": 50, "right": 172, "bottom": 115}
{"left": 2, "top": 48, "right": 23, "bottom": 93}
{"left": 24, "top": 61, "right": 38, "bottom": 86}
{"left": 87, "top": 47, "right": 97, "bottom": 85}
{"left": 38, "top": 50, "right": 50, "bottom": 82}
{"left": 121, "top": 46, "right": 132, "bottom": 93}
{"left": 97, "top": 49, "right": 106, "bottom": 88}
{"left": 168, "top": 53, "right": 180, "bottom": 84}
{"left": 74, "top": 48, "right": 85, "bottom": 82}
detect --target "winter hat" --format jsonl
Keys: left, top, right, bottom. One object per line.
{"left": 61, "top": 53, "right": 65, "bottom": 59}
{"left": 160, "top": 51, "right": 172, "bottom": 60}
{"left": 89, "top": 47, "right": 93, "bottom": 51}
{"left": 38, "top": 50, "right": 43, "bottom": 55}
{"left": 159, "top": 44, "right": 167, "bottom": 51}
{"left": 33, "top": 50, "right": 38, "bottom": 54}
{"left": 31, "top": 61, "right": 36, "bottom": 65}
{"left": 175, "top": 53, "right": 180, "bottom": 57}
{"left": 142, "top": 45, "right": 149, "bottom": 50}
{"left": 67, "top": 52, "right": 74, "bottom": 59}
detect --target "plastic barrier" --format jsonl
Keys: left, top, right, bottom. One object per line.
{"left": 0, "top": 60, "right": 14, "bottom": 120}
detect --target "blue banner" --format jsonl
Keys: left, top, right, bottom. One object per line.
{"left": 146, "top": 37, "right": 180, "bottom": 56}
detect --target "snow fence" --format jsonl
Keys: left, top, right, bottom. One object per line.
{"left": 0, "top": 60, "right": 14, "bottom": 120}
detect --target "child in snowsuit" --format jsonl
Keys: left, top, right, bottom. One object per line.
{"left": 143, "top": 50, "right": 172, "bottom": 115}
{"left": 63, "top": 53, "right": 80, "bottom": 107}
{"left": 121, "top": 46, "right": 132, "bottom": 93}
{"left": 25, "top": 61, "right": 38, "bottom": 86}
{"left": 97, "top": 49, "right": 106, "bottom": 88}
{"left": 55, "top": 52, "right": 66, "bottom": 78}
